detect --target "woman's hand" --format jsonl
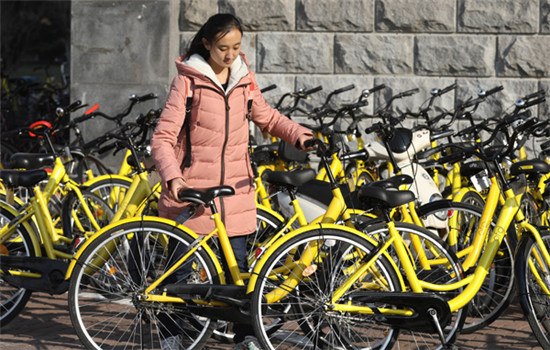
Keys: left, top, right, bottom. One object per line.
{"left": 297, "top": 134, "right": 315, "bottom": 151}
{"left": 169, "top": 177, "right": 187, "bottom": 200}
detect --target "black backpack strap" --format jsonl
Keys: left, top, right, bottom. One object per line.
{"left": 182, "top": 96, "right": 193, "bottom": 168}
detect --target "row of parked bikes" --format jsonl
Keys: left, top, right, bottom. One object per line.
{"left": 1, "top": 81, "right": 550, "bottom": 350}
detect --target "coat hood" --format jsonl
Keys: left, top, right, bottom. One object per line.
{"left": 174, "top": 53, "right": 250, "bottom": 94}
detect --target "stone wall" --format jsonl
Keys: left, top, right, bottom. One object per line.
{"left": 179, "top": 0, "right": 550, "bottom": 124}
{"left": 71, "top": 0, "right": 550, "bottom": 166}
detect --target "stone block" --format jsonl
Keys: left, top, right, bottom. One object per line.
{"left": 458, "top": 0, "right": 538, "bottom": 33}
{"left": 257, "top": 33, "right": 333, "bottom": 74}
{"left": 72, "top": 1, "right": 170, "bottom": 84}
{"left": 179, "top": 0, "right": 217, "bottom": 31}
{"left": 538, "top": 80, "right": 550, "bottom": 119}
{"left": 375, "top": 0, "right": 454, "bottom": 32}
{"left": 335, "top": 34, "right": 413, "bottom": 74}
{"left": 219, "top": 0, "right": 294, "bottom": 31}
{"left": 297, "top": 0, "right": 374, "bottom": 32}
{"left": 497, "top": 36, "right": 550, "bottom": 78}
{"left": 415, "top": 35, "right": 495, "bottom": 77}
{"left": 542, "top": 0, "right": 550, "bottom": 33}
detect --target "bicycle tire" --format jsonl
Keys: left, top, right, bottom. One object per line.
{"left": 250, "top": 228, "right": 401, "bottom": 350}
{"left": 0, "top": 207, "right": 38, "bottom": 327}
{"left": 458, "top": 190, "right": 485, "bottom": 209}
{"left": 68, "top": 220, "right": 219, "bottom": 350}
{"left": 418, "top": 200, "right": 515, "bottom": 334}
{"left": 84, "top": 176, "right": 133, "bottom": 211}
{"left": 515, "top": 230, "right": 550, "bottom": 349}
{"left": 353, "top": 220, "right": 466, "bottom": 349}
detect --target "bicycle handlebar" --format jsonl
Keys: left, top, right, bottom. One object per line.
{"left": 260, "top": 84, "right": 277, "bottom": 94}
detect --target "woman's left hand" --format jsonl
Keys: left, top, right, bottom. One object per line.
{"left": 297, "top": 134, "right": 315, "bottom": 151}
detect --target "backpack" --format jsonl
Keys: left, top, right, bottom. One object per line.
{"left": 181, "top": 77, "right": 254, "bottom": 168}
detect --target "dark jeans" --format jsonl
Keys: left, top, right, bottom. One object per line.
{"left": 151, "top": 234, "right": 254, "bottom": 343}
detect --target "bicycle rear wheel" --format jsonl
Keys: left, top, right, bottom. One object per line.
{"left": 250, "top": 228, "right": 401, "bottom": 350}
{"left": 0, "top": 207, "right": 37, "bottom": 327}
{"left": 68, "top": 220, "right": 219, "bottom": 350}
{"left": 515, "top": 230, "right": 550, "bottom": 349}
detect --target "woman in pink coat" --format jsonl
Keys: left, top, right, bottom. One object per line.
{"left": 151, "top": 13, "right": 312, "bottom": 350}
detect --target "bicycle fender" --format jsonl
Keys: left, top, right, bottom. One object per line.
{"left": 65, "top": 216, "right": 224, "bottom": 281}
{"left": 256, "top": 203, "right": 285, "bottom": 223}
{"left": 246, "top": 223, "right": 400, "bottom": 294}
{"left": 0, "top": 200, "right": 41, "bottom": 256}
{"left": 452, "top": 187, "right": 483, "bottom": 203}
{"left": 81, "top": 174, "right": 133, "bottom": 187}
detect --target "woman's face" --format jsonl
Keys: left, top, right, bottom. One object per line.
{"left": 203, "top": 27, "right": 242, "bottom": 71}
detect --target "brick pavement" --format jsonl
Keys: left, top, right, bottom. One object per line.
{"left": 0, "top": 292, "right": 543, "bottom": 349}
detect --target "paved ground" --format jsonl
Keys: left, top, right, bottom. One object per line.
{"left": 0, "top": 292, "right": 543, "bottom": 349}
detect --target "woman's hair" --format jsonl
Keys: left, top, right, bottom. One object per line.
{"left": 186, "top": 13, "right": 243, "bottom": 60}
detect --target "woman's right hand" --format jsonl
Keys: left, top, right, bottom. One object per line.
{"left": 169, "top": 177, "right": 187, "bottom": 200}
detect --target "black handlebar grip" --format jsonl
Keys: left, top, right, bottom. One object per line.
{"left": 136, "top": 93, "right": 157, "bottom": 102}
{"left": 304, "top": 86, "right": 323, "bottom": 96}
{"left": 303, "top": 139, "right": 316, "bottom": 149}
{"left": 439, "top": 83, "right": 457, "bottom": 95}
{"left": 72, "top": 113, "right": 94, "bottom": 125}
{"left": 368, "top": 84, "right": 386, "bottom": 93}
{"left": 523, "top": 96, "right": 546, "bottom": 109}
{"left": 524, "top": 89, "right": 546, "bottom": 101}
{"left": 400, "top": 88, "right": 420, "bottom": 97}
{"left": 260, "top": 84, "right": 277, "bottom": 93}
{"left": 484, "top": 85, "right": 504, "bottom": 97}
{"left": 66, "top": 100, "right": 83, "bottom": 112}
{"left": 364, "top": 122, "right": 384, "bottom": 135}
{"left": 334, "top": 84, "right": 355, "bottom": 94}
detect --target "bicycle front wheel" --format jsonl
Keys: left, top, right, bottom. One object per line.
{"left": 250, "top": 228, "right": 401, "bottom": 350}
{"left": 68, "top": 220, "right": 219, "bottom": 350}
{"left": 516, "top": 230, "right": 550, "bottom": 349}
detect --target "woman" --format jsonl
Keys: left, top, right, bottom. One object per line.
{"left": 151, "top": 13, "right": 312, "bottom": 350}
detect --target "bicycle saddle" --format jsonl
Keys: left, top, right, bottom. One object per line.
{"left": 460, "top": 161, "right": 497, "bottom": 178}
{"left": 0, "top": 169, "right": 48, "bottom": 188}
{"left": 9, "top": 153, "right": 55, "bottom": 170}
{"left": 262, "top": 168, "right": 316, "bottom": 188}
{"left": 372, "top": 174, "right": 413, "bottom": 189}
{"left": 357, "top": 182, "right": 415, "bottom": 209}
{"left": 510, "top": 159, "right": 550, "bottom": 176}
{"left": 177, "top": 185, "right": 235, "bottom": 205}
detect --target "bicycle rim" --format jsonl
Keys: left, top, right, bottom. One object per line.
{"left": 68, "top": 221, "right": 218, "bottom": 349}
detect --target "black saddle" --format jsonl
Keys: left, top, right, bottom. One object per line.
{"left": 0, "top": 169, "right": 49, "bottom": 188}
{"left": 177, "top": 186, "right": 235, "bottom": 205}
{"left": 9, "top": 153, "right": 55, "bottom": 170}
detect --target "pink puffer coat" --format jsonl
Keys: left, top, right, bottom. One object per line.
{"left": 151, "top": 53, "right": 311, "bottom": 236}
